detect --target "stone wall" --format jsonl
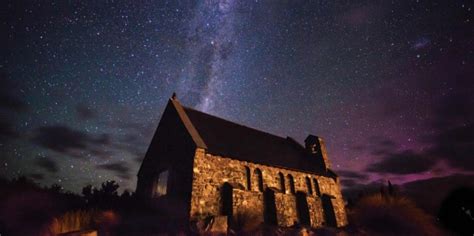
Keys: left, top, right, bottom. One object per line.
{"left": 274, "top": 193, "right": 298, "bottom": 227}
{"left": 331, "top": 194, "right": 348, "bottom": 227}
{"left": 232, "top": 189, "right": 264, "bottom": 224}
{"left": 189, "top": 148, "right": 348, "bottom": 227}
{"left": 307, "top": 196, "right": 324, "bottom": 228}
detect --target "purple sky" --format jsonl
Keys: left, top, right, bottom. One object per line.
{"left": 2, "top": 0, "right": 473, "bottom": 192}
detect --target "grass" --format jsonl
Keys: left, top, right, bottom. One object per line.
{"left": 349, "top": 193, "right": 443, "bottom": 235}
{"left": 48, "top": 209, "right": 99, "bottom": 235}
{"left": 47, "top": 209, "right": 119, "bottom": 235}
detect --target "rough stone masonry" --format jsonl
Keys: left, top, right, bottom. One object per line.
{"left": 136, "top": 95, "right": 348, "bottom": 231}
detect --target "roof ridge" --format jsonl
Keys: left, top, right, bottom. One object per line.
{"left": 182, "top": 105, "right": 291, "bottom": 142}
{"left": 170, "top": 99, "right": 207, "bottom": 148}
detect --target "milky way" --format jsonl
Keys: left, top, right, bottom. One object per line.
{"left": 2, "top": 0, "right": 473, "bottom": 193}
{"left": 177, "top": 0, "right": 239, "bottom": 113}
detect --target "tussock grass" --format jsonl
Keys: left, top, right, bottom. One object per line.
{"left": 350, "top": 193, "right": 442, "bottom": 235}
{"left": 48, "top": 209, "right": 99, "bottom": 234}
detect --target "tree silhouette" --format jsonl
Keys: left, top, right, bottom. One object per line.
{"left": 81, "top": 180, "right": 121, "bottom": 208}
{"left": 49, "top": 183, "right": 64, "bottom": 193}
{"left": 99, "top": 180, "right": 119, "bottom": 197}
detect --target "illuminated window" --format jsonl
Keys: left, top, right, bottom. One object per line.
{"left": 154, "top": 170, "right": 169, "bottom": 197}
{"left": 278, "top": 172, "right": 285, "bottom": 193}
{"left": 313, "top": 178, "right": 321, "bottom": 196}
{"left": 255, "top": 168, "right": 263, "bottom": 192}
{"left": 287, "top": 174, "right": 295, "bottom": 194}
{"left": 306, "top": 177, "right": 313, "bottom": 195}
{"left": 245, "top": 166, "right": 251, "bottom": 190}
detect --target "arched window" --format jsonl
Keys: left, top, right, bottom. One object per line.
{"left": 287, "top": 174, "right": 295, "bottom": 194}
{"left": 313, "top": 178, "right": 321, "bottom": 196}
{"left": 305, "top": 177, "right": 313, "bottom": 195}
{"left": 154, "top": 169, "right": 169, "bottom": 197}
{"left": 254, "top": 168, "right": 264, "bottom": 192}
{"left": 278, "top": 172, "right": 285, "bottom": 193}
{"left": 245, "top": 166, "right": 251, "bottom": 190}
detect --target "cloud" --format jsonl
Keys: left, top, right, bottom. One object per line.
{"left": 75, "top": 104, "right": 97, "bottom": 120}
{"left": 428, "top": 124, "right": 474, "bottom": 170}
{"left": 427, "top": 89, "right": 474, "bottom": 171}
{"left": 352, "top": 137, "right": 399, "bottom": 156}
{"left": 134, "top": 156, "right": 144, "bottom": 163}
{"left": 96, "top": 161, "right": 131, "bottom": 180}
{"left": 31, "top": 125, "right": 110, "bottom": 158}
{"left": 338, "top": 170, "right": 369, "bottom": 181}
{"left": 340, "top": 179, "right": 359, "bottom": 187}
{"left": 338, "top": 170, "right": 370, "bottom": 188}
{"left": 361, "top": 32, "right": 474, "bottom": 175}
{"left": 113, "top": 133, "right": 148, "bottom": 159}
{"left": 366, "top": 150, "right": 437, "bottom": 175}
{"left": 35, "top": 157, "right": 59, "bottom": 173}
{"left": 28, "top": 173, "right": 45, "bottom": 181}
{"left": 342, "top": 179, "right": 386, "bottom": 200}
{"left": 106, "top": 120, "right": 151, "bottom": 160}
{"left": 366, "top": 73, "right": 474, "bottom": 174}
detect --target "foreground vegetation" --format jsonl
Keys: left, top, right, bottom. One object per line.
{"left": 0, "top": 177, "right": 471, "bottom": 235}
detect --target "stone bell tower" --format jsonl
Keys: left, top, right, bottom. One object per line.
{"left": 304, "top": 135, "right": 331, "bottom": 170}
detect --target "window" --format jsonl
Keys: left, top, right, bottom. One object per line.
{"left": 278, "top": 172, "right": 285, "bottom": 193}
{"left": 255, "top": 168, "right": 264, "bottom": 192}
{"left": 313, "top": 178, "right": 321, "bottom": 196}
{"left": 245, "top": 166, "right": 251, "bottom": 190}
{"left": 287, "top": 174, "right": 295, "bottom": 194}
{"left": 306, "top": 177, "right": 313, "bottom": 195}
{"left": 154, "top": 170, "right": 169, "bottom": 197}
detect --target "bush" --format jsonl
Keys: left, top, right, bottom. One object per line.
{"left": 349, "top": 193, "right": 442, "bottom": 235}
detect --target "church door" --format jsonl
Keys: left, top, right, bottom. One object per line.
{"left": 264, "top": 188, "right": 277, "bottom": 225}
{"left": 221, "top": 182, "right": 233, "bottom": 217}
{"left": 296, "top": 192, "right": 311, "bottom": 225}
{"left": 322, "top": 194, "right": 337, "bottom": 227}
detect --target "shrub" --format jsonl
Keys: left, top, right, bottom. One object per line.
{"left": 350, "top": 193, "right": 442, "bottom": 235}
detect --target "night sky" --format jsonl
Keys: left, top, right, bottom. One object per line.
{"left": 2, "top": 0, "right": 473, "bottom": 193}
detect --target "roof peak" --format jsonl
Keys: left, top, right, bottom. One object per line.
{"left": 182, "top": 105, "right": 292, "bottom": 143}
{"left": 168, "top": 97, "right": 207, "bottom": 149}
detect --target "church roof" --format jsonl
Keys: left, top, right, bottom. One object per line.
{"left": 170, "top": 98, "right": 335, "bottom": 177}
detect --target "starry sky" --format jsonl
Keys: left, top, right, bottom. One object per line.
{"left": 2, "top": 0, "right": 473, "bottom": 193}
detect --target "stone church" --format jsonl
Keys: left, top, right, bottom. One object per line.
{"left": 136, "top": 95, "right": 347, "bottom": 230}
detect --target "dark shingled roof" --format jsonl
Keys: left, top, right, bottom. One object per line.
{"left": 182, "top": 106, "right": 330, "bottom": 175}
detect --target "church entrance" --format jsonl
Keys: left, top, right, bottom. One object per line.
{"left": 322, "top": 194, "right": 337, "bottom": 227}
{"left": 263, "top": 188, "right": 277, "bottom": 225}
{"left": 296, "top": 192, "right": 310, "bottom": 225}
{"left": 221, "top": 182, "right": 233, "bottom": 217}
